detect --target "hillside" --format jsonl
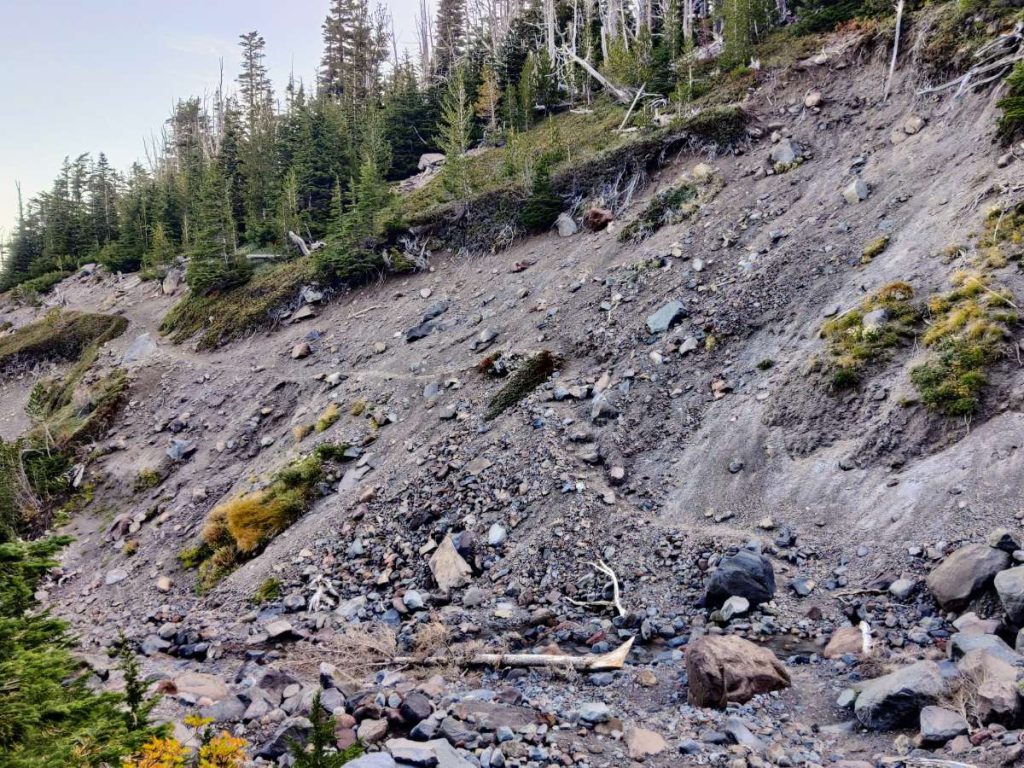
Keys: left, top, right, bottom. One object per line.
{"left": 5, "top": 5, "right": 1024, "bottom": 768}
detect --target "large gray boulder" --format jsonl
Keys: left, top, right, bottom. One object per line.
{"left": 919, "top": 706, "right": 968, "bottom": 744}
{"left": 926, "top": 544, "right": 1009, "bottom": 611}
{"left": 854, "top": 661, "right": 946, "bottom": 730}
{"left": 705, "top": 548, "right": 776, "bottom": 608}
{"left": 646, "top": 301, "right": 687, "bottom": 334}
{"left": 995, "top": 565, "right": 1024, "bottom": 625}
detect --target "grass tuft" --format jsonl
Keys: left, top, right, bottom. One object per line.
{"left": 486, "top": 351, "right": 559, "bottom": 420}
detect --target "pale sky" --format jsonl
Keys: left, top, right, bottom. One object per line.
{"left": 0, "top": 0, "right": 423, "bottom": 236}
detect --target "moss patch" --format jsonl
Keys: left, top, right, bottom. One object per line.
{"left": 160, "top": 257, "right": 315, "bottom": 350}
{"left": 0, "top": 310, "right": 127, "bottom": 375}
{"left": 486, "top": 351, "right": 559, "bottom": 420}
{"left": 188, "top": 443, "right": 352, "bottom": 590}
{"left": 910, "top": 270, "right": 1017, "bottom": 416}
{"left": 820, "top": 281, "right": 920, "bottom": 389}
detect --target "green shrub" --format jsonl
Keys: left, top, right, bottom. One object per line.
{"left": 188, "top": 445, "right": 354, "bottom": 590}
{"left": 861, "top": 234, "right": 890, "bottom": 263}
{"left": 9, "top": 271, "right": 72, "bottom": 305}
{"left": 998, "top": 62, "right": 1024, "bottom": 145}
{"left": 910, "top": 269, "right": 1017, "bottom": 415}
{"left": 486, "top": 351, "right": 559, "bottom": 420}
{"left": 519, "top": 162, "right": 563, "bottom": 233}
{"left": 682, "top": 106, "right": 749, "bottom": 146}
{"left": 819, "top": 281, "right": 921, "bottom": 388}
{"left": 0, "top": 537, "right": 160, "bottom": 766}
{"left": 0, "top": 310, "right": 127, "bottom": 374}
{"left": 253, "top": 577, "right": 282, "bottom": 605}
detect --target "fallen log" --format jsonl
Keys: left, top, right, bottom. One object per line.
{"left": 394, "top": 637, "right": 634, "bottom": 672}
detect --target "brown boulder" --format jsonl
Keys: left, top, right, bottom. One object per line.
{"left": 823, "top": 625, "right": 866, "bottom": 659}
{"left": 582, "top": 207, "right": 614, "bottom": 231}
{"left": 686, "top": 634, "right": 791, "bottom": 707}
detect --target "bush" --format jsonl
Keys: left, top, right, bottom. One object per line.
{"left": 185, "top": 254, "right": 254, "bottom": 297}
{"left": 0, "top": 310, "right": 127, "bottom": 374}
{"left": 910, "top": 270, "right": 1017, "bottom": 415}
{"left": 315, "top": 402, "right": 341, "bottom": 433}
{"left": 253, "top": 577, "right": 282, "bottom": 604}
{"left": 0, "top": 537, "right": 160, "bottom": 766}
{"left": 620, "top": 182, "right": 700, "bottom": 243}
{"left": 486, "top": 351, "right": 559, "bottom": 420}
{"left": 997, "top": 61, "right": 1024, "bottom": 145}
{"left": 9, "top": 271, "right": 72, "bottom": 305}
{"left": 519, "top": 162, "right": 563, "bottom": 234}
{"left": 819, "top": 281, "right": 920, "bottom": 388}
{"left": 190, "top": 446, "right": 354, "bottom": 589}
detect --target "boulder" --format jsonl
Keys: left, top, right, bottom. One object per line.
{"left": 646, "top": 300, "right": 687, "bottom": 334}
{"left": 625, "top": 727, "right": 669, "bottom": 759}
{"left": 919, "top": 706, "right": 968, "bottom": 744}
{"left": 926, "top": 543, "right": 1009, "bottom": 611}
{"left": 770, "top": 138, "right": 797, "bottom": 166}
{"left": 418, "top": 153, "right": 446, "bottom": 171}
{"left": 347, "top": 755, "right": 397, "bottom": 768}
{"left": 705, "top": 548, "right": 776, "bottom": 608}
{"left": 995, "top": 566, "right": 1024, "bottom": 624}
{"left": 161, "top": 268, "right": 183, "bottom": 295}
{"left": 582, "top": 207, "right": 614, "bottom": 231}
{"left": 958, "top": 649, "right": 1021, "bottom": 725}
{"left": 172, "top": 672, "right": 229, "bottom": 701}
{"left": 823, "top": 625, "right": 866, "bottom": 659}
{"left": 555, "top": 213, "right": 577, "bottom": 237}
{"left": 257, "top": 716, "right": 312, "bottom": 759}
{"left": 429, "top": 535, "right": 473, "bottom": 592}
{"left": 854, "top": 661, "right": 946, "bottom": 730}
{"left": 686, "top": 634, "right": 791, "bottom": 707}
{"left": 842, "top": 178, "right": 869, "bottom": 204}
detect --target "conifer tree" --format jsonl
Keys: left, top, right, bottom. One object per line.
{"left": 474, "top": 62, "right": 502, "bottom": 134}
{"left": 437, "top": 62, "right": 474, "bottom": 199}
{"left": 433, "top": 0, "right": 468, "bottom": 81}
{"left": 185, "top": 164, "right": 251, "bottom": 295}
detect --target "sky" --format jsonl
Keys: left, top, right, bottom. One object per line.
{"left": 0, "top": 0, "right": 423, "bottom": 237}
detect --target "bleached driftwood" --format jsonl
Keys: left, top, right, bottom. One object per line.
{"left": 561, "top": 48, "right": 633, "bottom": 104}
{"left": 617, "top": 84, "right": 646, "bottom": 132}
{"left": 882, "top": 0, "right": 904, "bottom": 101}
{"left": 566, "top": 560, "right": 627, "bottom": 617}
{"left": 287, "top": 231, "right": 326, "bottom": 258}
{"left": 918, "top": 21, "right": 1023, "bottom": 97}
{"left": 394, "top": 637, "right": 634, "bottom": 671}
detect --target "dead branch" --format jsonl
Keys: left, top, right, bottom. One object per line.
{"left": 882, "top": 0, "right": 904, "bottom": 101}
{"left": 560, "top": 47, "right": 633, "bottom": 103}
{"left": 566, "top": 560, "right": 627, "bottom": 617}
{"left": 917, "top": 21, "right": 1022, "bottom": 97}
{"left": 617, "top": 84, "right": 646, "bottom": 132}
{"left": 394, "top": 637, "right": 634, "bottom": 671}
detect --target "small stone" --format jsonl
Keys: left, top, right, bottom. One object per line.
{"left": 579, "top": 702, "right": 611, "bottom": 724}
{"left": 920, "top": 706, "right": 968, "bottom": 744}
{"left": 291, "top": 342, "right": 312, "bottom": 359}
{"left": 626, "top": 727, "right": 668, "bottom": 759}
{"left": 843, "top": 178, "right": 869, "bottom": 204}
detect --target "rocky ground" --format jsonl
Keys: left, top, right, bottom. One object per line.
{"left": 5, "top": 21, "right": 1024, "bottom": 768}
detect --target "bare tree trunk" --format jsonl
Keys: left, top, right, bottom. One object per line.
{"left": 563, "top": 47, "right": 634, "bottom": 102}
{"left": 882, "top": 0, "right": 905, "bottom": 101}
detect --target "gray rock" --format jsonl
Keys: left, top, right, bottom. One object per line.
{"left": 122, "top": 333, "right": 158, "bottom": 364}
{"left": 104, "top": 568, "right": 128, "bottom": 586}
{"left": 861, "top": 308, "right": 888, "bottom": 331}
{"left": 487, "top": 523, "right": 507, "bottom": 546}
{"left": 402, "top": 590, "right": 425, "bottom": 612}
{"left": 646, "top": 301, "right": 687, "bottom": 334}
{"left": 919, "top": 706, "right": 968, "bottom": 744}
{"left": 843, "top": 178, "right": 869, "bottom": 204}
{"left": 201, "top": 695, "right": 247, "bottom": 723}
{"left": 723, "top": 717, "right": 765, "bottom": 753}
{"left": 719, "top": 595, "right": 749, "bottom": 621}
{"left": 989, "top": 527, "right": 1020, "bottom": 553}
{"left": 556, "top": 213, "right": 578, "bottom": 237}
{"left": 257, "top": 716, "right": 312, "bottom": 759}
{"left": 889, "top": 578, "right": 916, "bottom": 599}
{"left": 346, "top": 755, "right": 398, "bottom": 768}
{"left": 705, "top": 548, "right": 776, "bottom": 608}
{"left": 770, "top": 138, "right": 797, "bottom": 166}
{"left": 166, "top": 438, "right": 196, "bottom": 462}
{"left": 926, "top": 543, "right": 1009, "bottom": 611}
{"left": 399, "top": 692, "right": 433, "bottom": 724}
{"left": 854, "top": 661, "right": 946, "bottom": 730}
{"left": 579, "top": 702, "right": 611, "bottom": 724}
{"left": 995, "top": 565, "right": 1024, "bottom": 624}
{"left": 950, "top": 632, "right": 1022, "bottom": 665}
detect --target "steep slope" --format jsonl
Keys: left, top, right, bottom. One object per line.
{"left": 4, "top": 21, "right": 1024, "bottom": 768}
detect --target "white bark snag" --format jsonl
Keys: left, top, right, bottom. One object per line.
{"left": 618, "top": 84, "right": 646, "bottom": 131}
{"left": 394, "top": 638, "right": 635, "bottom": 671}
{"left": 563, "top": 48, "right": 633, "bottom": 103}
{"left": 288, "top": 231, "right": 311, "bottom": 258}
{"left": 883, "top": 0, "right": 905, "bottom": 101}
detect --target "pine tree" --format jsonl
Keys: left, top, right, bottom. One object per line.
{"left": 433, "top": 0, "right": 468, "bottom": 81}
{"left": 383, "top": 55, "right": 435, "bottom": 180}
{"left": 237, "top": 32, "right": 278, "bottom": 245}
{"left": 437, "top": 62, "right": 474, "bottom": 199}
{"left": 474, "top": 62, "right": 502, "bottom": 135}
{"left": 289, "top": 691, "right": 361, "bottom": 767}
{"left": 186, "top": 164, "right": 251, "bottom": 295}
